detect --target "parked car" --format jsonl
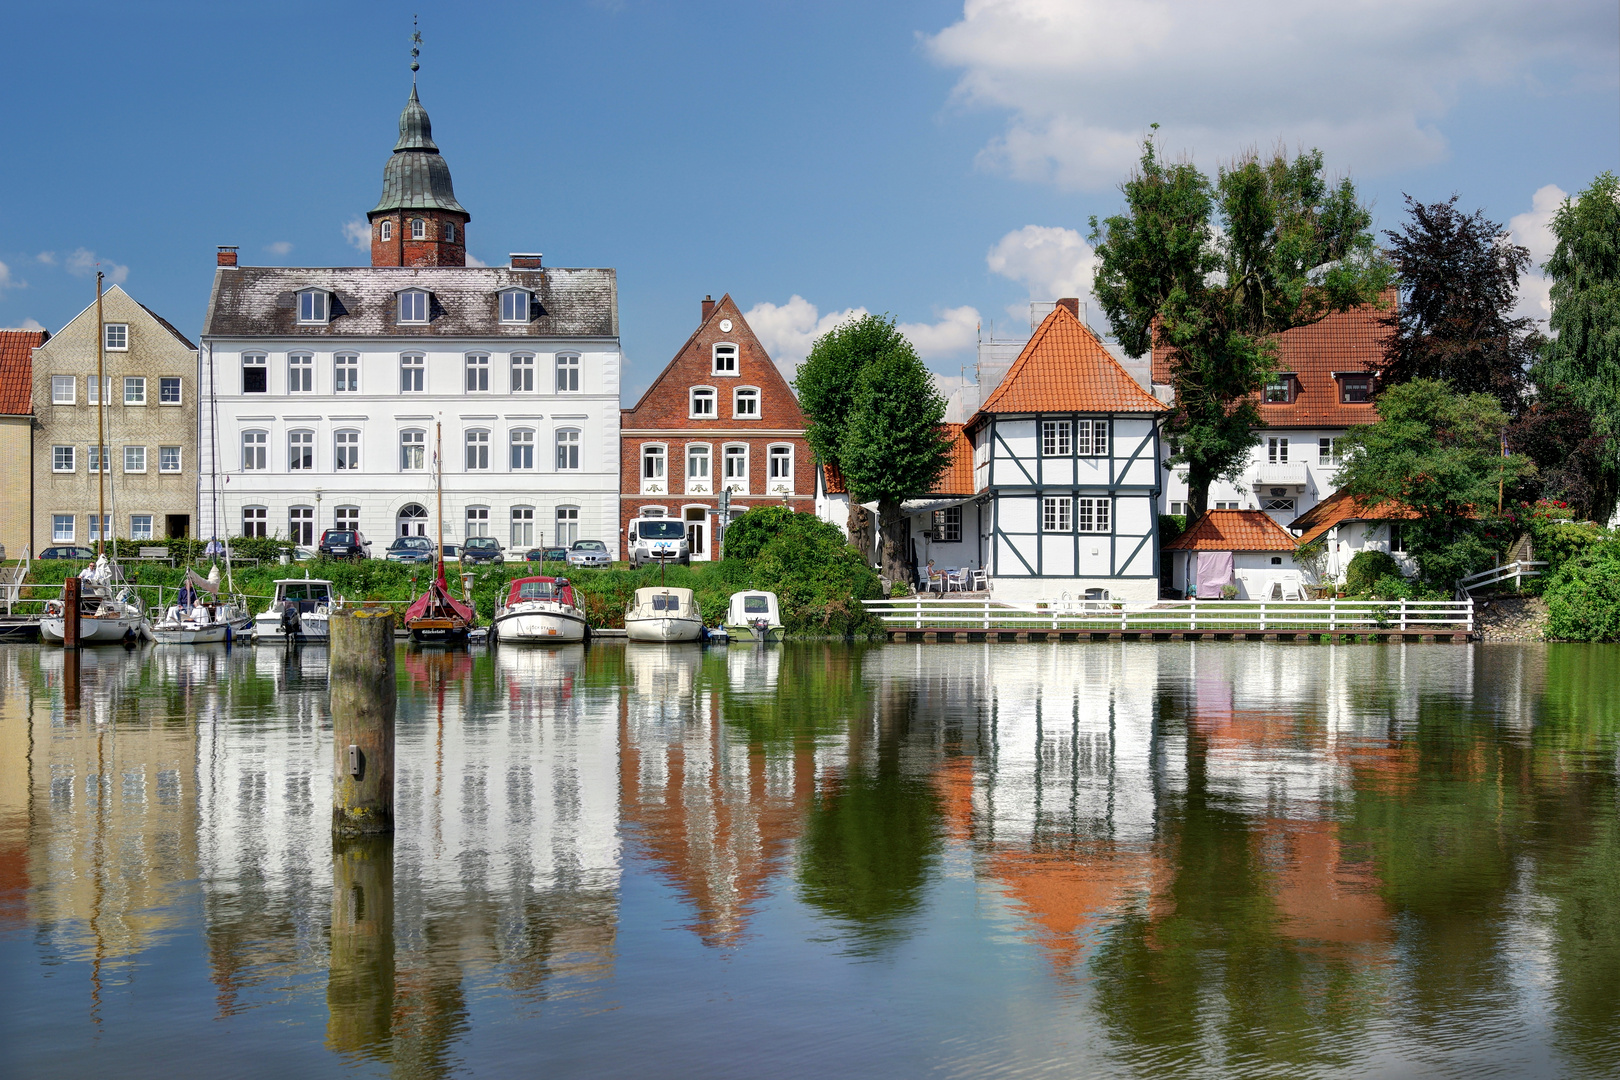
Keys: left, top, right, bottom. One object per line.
{"left": 318, "top": 529, "right": 371, "bottom": 560}
{"left": 385, "top": 535, "right": 435, "bottom": 564}
{"left": 567, "top": 539, "right": 612, "bottom": 568}
{"left": 462, "top": 537, "right": 505, "bottom": 565}
{"left": 526, "top": 547, "right": 569, "bottom": 563}
{"left": 38, "top": 545, "right": 96, "bottom": 560}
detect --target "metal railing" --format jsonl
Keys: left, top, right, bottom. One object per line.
{"left": 1456, "top": 560, "right": 1547, "bottom": 597}
{"left": 864, "top": 596, "right": 1474, "bottom": 634}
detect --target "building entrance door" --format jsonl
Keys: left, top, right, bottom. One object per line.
{"left": 398, "top": 504, "right": 428, "bottom": 538}
{"left": 165, "top": 514, "right": 190, "bottom": 539}
{"left": 685, "top": 506, "right": 707, "bottom": 561}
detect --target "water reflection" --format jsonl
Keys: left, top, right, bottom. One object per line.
{"left": 0, "top": 641, "right": 1617, "bottom": 1078}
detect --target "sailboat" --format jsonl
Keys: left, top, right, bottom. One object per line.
{"left": 406, "top": 422, "right": 475, "bottom": 644}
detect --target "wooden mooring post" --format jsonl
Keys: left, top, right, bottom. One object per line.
{"left": 61, "top": 575, "right": 81, "bottom": 650}
{"left": 330, "top": 609, "right": 396, "bottom": 836}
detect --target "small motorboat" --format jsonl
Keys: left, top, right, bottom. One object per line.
{"left": 491, "top": 576, "right": 589, "bottom": 644}
{"left": 40, "top": 556, "right": 143, "bottom": 644}
{"left": 721, "top": 591, "right": 785, "bottom": 642}
{"left": 254, "top": 576, "right": 336, "bottom": 642}
{"left": 625, "top": 586, "right": 703, "bottom": 643}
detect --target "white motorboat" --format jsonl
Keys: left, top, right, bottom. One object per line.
{"left": 721, "top": 590, "right": 786, "bottom": 642}
{"left": 625, "top": 586, "right": 703, "bottom": 643}
{"left": 145, "top": 617, "right": 233, "bottom": 645}
{"left": 39, "top": 556, "right": 143, "bottom": 644}
{"left": 491, "top": 577, "right": 589, "bottom": 644}
{"left": 254, "top": 576, "right": 336, "bottom": 641}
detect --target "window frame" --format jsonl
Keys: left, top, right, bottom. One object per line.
{"left": 510, "top": 505, "right": 535, "bottom": 549}
{"left": 464, "top": 505, "right": 491, "bottom": 540}
{"left": 1041, "top": 420, "right": 1071, "bottom": 457}
{"left": 932, "top": 505, "right": 963, "bottom": 542}
{"left": 1338, "top": 374, "right": 1373, "bottom": 404}
{"left": 732, "top": 386, "right": 761, "bottom": 419}
{"left": 767, "top": 444, "right": 793, "bottom": 492}
{"left": 400, "top": 352, "right": 425, "bottom": 393}
{"left": 86, "top": 444, "right": 109, "bottom": 474}
{"left": 464, "top": 352, "right": 491, "bottom": 393}
{"left": 53, "top": 515, "right": 75, "bottom": 542}
{"left": 722, "top": 444, "right": 749, "bottom": 493}
{"left": 159, "top": 376, "right": 182, "bottom": 405}
{"left": 288, "top": 506, "right": 315, "bottom": 547}
{"left": 1076, "top": 496, "right": 1111, "bottom": 534}
{"left": 104, "top": 324, "right": 128, "bottom": 351}
{"left": 499, "top": 289, "right": 531, "bottom": 324}
{"left": 334, "top": 353, "right": 359, "bottom": 393}
{"left": 379, "top": 220, "right": 393, "bottom": 243}
{"left": 1267, "top": 437, "right": 1289, "bottom": 464}
{"left": 555, "top": 427, "right": 581, "bottom": 471}
{"left": 288, "top": 429, "right": 315, "bottom": 472}
{"left": 52, "top": 445, "right": 75, "bottom": 473}
{"left": 296, "top": 289, "right": 330, "bottom": 325}
{"left": 398, "top": 290, "right": 430, "bottom": 324}
{"left": 555, "top": 505, "right": 580, "bottom": 548}
{"left": 287, "top": 352, "right": 314, "bottom": 393}
{"left": 334, "top": 428, "right": 361, "bottom": 471}
{"left": 159, "top": 445, "right": 182, "bottom": 473}
{"left": 123, "top": 445, "right": 147, "bottom": 474}
{"left": 1261, "top": 496, "right": 1296, "bottom": 514}
{"left": 555, "top": 353, "right": 581, "bottom": 393}
{"left": 241, "top": 352, "right": 268, "bottom": 394}
{"left": 129, "top": 515, "right": 154, "bottom": 542}
{"left": 1318, "top": 437, "right": 1340, "bottom": 467}
{"left": 400, "top": 428, "right": 426, "bottom": 472}
{"left": 712, "top": 343, "right": 739, "bottom": 376}
{"left": 1042, "top": 495, "right": 1072, "bottom": 533}
{"left": 444, "top": 221, "right": 456, "bottom": 244}
{"left": 241, "top": 429, "right": 268, "bottom": 471}
{"left": 641, "top": 443, "right": 667, "bottom": 490}
{"left": 241, "top": 506, "right": 268, "bottom": 538}
{"left": 86, "top": 375, "right": 111, "bottom": 405}
{"left": 334, "top": 505, "right": 361, "bottom": 532}
{"left": 51, "top": 375, "right": 75, "bottom": 405}
{"left": 510, "top": 428, "right": 536, "bottom": 470}
{"left": 689, "top": 385, "right": 716, "bottom": 418}
{"left": 123, "top": 375, "right": 147, "bottom": 406}
{"left": 685, "top": 443, "right": 711, "bottom": 493}
{"left": 464, "top": 428, "right": 491, "bottom": 471}
{"left": 410, "top": 218, "right": 427, "bottom": 241}
{"left": 1263, "top": 374, "right": 1296, "bottom": 404}
{"left": 510, "top": 353, "right": 535, "bottom": 392}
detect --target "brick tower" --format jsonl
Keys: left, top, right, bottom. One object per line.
{"left": 366, "top": 84, "right": 470, "bottom": 267}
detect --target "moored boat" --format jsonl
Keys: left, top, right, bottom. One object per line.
{"left": 254, "top": 577, "right": 336, "bottom": 641}
{"left": 624, "top": 586, "right": 703, "bottom": 643}
{"left": 491, "top": 576, "right": 589, "bottom": 644}
{"left": 721, "top": 590, "right": 785, "bottom": 642}
{"left": 39, "top": 556, "right": 143, "bottom": 644}
{"left": 406, "top": 572, "right": 475, "bottom": 644}
{"left": 146, "top": 618, "right": 232, "bottom": 645}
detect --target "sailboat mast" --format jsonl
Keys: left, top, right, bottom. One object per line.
{"left": 94, "top": 272, "right": 105, "bottom": 557}
{"left": 435, "top": 420, "right": 444, "bottom": 576}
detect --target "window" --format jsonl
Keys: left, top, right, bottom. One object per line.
{"left": 86, "top": 375, "right": 111, "bottom": 404}
{"left": 686, "top": 445, "right": 711, "bottom": 489}
{"left": 1073, "top": 419, "right": 1111, "bottom": 457}
{"left": 130, "top": 515, "right": 153, "bottom": 541}
{"left": 1340, "top": 375, "right": 1372, "bottom": 403}
{"left": 159, "top": 376, "right": 182, "bottom": 404}
{"left": 511, "top": 506, "right": 534, "bottom": 548}
{"left": 465, "top": 353, "right": 490, "bottom": 392}
{"left": 511, "top": 354, "right": 534, "bottom": 392}
{"left": 1319, "top": 438, "right": 1340, "bottom": 466}
{"left": 1042, "top": 420, "right": 1071, "bottom": 456}
{"left": 399, "top": 290, "right": 429, "bottom": 323}
{"left": 500, "top": 290, "right": 530, "bottom": 323}
{"left": 555, "top": 428, "right": 580, "bottom": 471}
{"left": 52, "top": 445, "right": 75, "bottom": 472}
{"left": 444, "top": 222, "right": 456, "bottom": 243}
{"left": 768, "top": 445, "right": 793, "bottom": 488}
{"left": 555, "top": 505, "right": 579, "bottom": 547}
{"left": 297, "top": 290, "right": 329, "bottom": 324}
{"left": 335, "top": 429, "right": 360, "bottom": 470}
{"left": 123, "top": 376, "right": 146, "bottom": 405}
{"left": 556, "top": 353, "right": 580, "bottom": 393}
{"left": 713, "top": 344, "right": 738, "bottom": 375}
{"left": 241, "top": 507, "right": 267, "bottom": 538}
{"left": 1262, "top": 497, "right": 1296, "bottom": 513}
{"left": 88, "top": 515, "right": 110, "bottom": 543}
{"left": 465, "top": 429, "right": 490, "bottom": 471}
{"left": 104, "top": 324, "right": 128, "bottom": 351}
{"left": 733, "top": 387, "right": 760, "bottom": 418}
{"left": 159, "top": 446, "right": 181, "bottom": 473}
{"left": 51, "top": 375, "right": 75, "bottom": 404}
{"left": 380, "top": 220, "right": 393, "bottom": 242}
{"left": 400, "top": 353, "right": 424, "bottom": 392}
{"left": 400, "top": 429, "right": 425, "bottom": 471}
{"left": 510, "top": 428, "right": 535, "bottom": 470}
{"left": 335, "top": 506, "right": 360, "bottom": 531}
{"left": 334, "top": 354, "right": 358, "bottom": 393}
{"left": 288, "top": 430, "right": 314, "bottom": 471}
{"left": 465, "top": 505, "right": 490, "bottom": 539}
{"left": 241, "top": 430, "right": 267, "bottom": 471}
{"left": 288, "top": 507, "right": 314, "bottom": 546}
{"left": 1264, "top": 375, "right": 1294, "bottom": 403}
{"left": 641, "top": 444, "right": 666, "bottom": 485}
{"left": 1267, "top": 437, "right": 1288, "bottom": 464}
{"left": 932, "top": 506, "right": 962, "bottom": 542}
{"left": 87, "top": 444, "right": 108, "bottom": 473}
{"left": 723, "top": 445, "right": 748, "bottom": 491}
{"left": 242, "top": 352, "right": 267, "bottom": 394}
{"left": 286, "top": 352, "right": 313, "bottom": 393}
{"left": 690, "top": 386, "right": 716, "bottom": 417}
{"left": 1215, "top": 501, "right": 1241, "bottom": 510}
{"left": 52, "top": 515, "right": 74, "bottom": 542}
{"left": 1387, "top": 522, "right": 1407, "bottom": 553}
{"left": 1043, "top": 496, "right": 1072, "bottom": 533}
{"left": 1169, "top": 501, "right": 1188, "bottom": 516}
{"left": 123, "top": 445, "right": 146, "bottom": 473}
{"left": 1077, "top": 497, "right": 1110, "bottom": 534}
{"left": 411, "top": 219, "right": 426, "bottom": 240}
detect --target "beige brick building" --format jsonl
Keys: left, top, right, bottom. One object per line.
{"left": 31, "top": 286, "right": 197, "bottom": 550}
{"left": 0, "top": 329, "right": 48, "bottom": 558}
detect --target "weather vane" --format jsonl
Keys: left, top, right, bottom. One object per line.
{"left": 411, "top": 14, "right": 421, "bottom": 82}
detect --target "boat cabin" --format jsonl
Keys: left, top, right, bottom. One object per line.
{"left": 726, "top": 591, "right": 781, "bottom": 627}
{"left": 275, "top": 579, "right": 334, "bottom": 611}
{"left": 504, "top": 577, "right": 578, "bottom": 608}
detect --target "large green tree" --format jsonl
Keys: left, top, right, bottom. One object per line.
{"left": 1534, "top": 173, "right": 1620, "bottom": 487}
{"left": 1089, "top": 138, "right": 1393, "bottom": 516}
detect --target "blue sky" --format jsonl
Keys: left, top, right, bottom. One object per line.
{"left": 1, "top": 0, "right": 1615, "bottom": 399}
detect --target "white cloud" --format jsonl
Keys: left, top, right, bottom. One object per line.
{"left": 1509, "top": 183, "right": 1566, "bottom": 323}
{"left": 35, "top": 252, "right": 55, "bottom": 266}
{"left": 743, "top": 295, "right": 982, "bottom": 371}
{"left": 926, "top": 0, "right": 1617, "bottom": 190}
{"left": 3, "top": 318, "right": 46, "bottom": 332}
{"left": 0, "top": 260, "right": 17, "bottom": 292}
{"left": 899, "top": 306, "right": 981, "bottom": 359}
{"left": 464, "top": 252, "right": 487, "bottom": 267}
{"left": 342, "top": 219, "right": 371, "bottom": 252}
{"left": 64, "top": 248, "right": 128, "bottom": 284}
{"left": 265, "top": 241, "right": 293, "bottom": 256}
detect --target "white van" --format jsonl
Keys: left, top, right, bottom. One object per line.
{"left": 627, "top": 517, "right": 691, "bottom": 568}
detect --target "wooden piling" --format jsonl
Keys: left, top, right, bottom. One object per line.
{"left": 61, "top": 575, "right": 81, "bottom": 650}
{"left": 325, "top": 834, "right": 394, "bottom": 1056}
{"left": 330, "top": 609, "right": 396, "bottom": 836}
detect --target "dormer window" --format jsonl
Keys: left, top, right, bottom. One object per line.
{"left": 1263, "top": 373, "right": 1295, "bottom": 404}
{"left": 499, "top": 289, "right": 531, "bottom": 323}
{"left": 297, "top": 289, "right": 329, "bottom": 324}
{"left": 411, "top": 218, "right": 427, "bottom": 240}
{"left": 398, "top": 290, "right": 430, "bottom": 324}
{"left": 713, "top": 344, "right": 738, "bottom": 375}
{"left": 379, "top": 221, "right": 393, "bottom": 242}
{"left": 1337, "top": 374, "right": 1373, "bottom": 403}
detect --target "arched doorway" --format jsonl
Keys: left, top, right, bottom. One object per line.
{"left": 398, "top": 504, "right": 428, "bottom": 538}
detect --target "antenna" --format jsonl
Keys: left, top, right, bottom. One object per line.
{"left": 411, "top": 15, "right": 421, "bottom": 83}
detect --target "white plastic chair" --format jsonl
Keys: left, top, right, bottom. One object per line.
{"left": 971, "top": 568, "right": 989, "bottom": 593}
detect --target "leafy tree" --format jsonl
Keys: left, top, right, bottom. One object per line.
{"left": 1534, "top": 172, "right": 1620, "bottom": 489}
{"left": 1375, "top": 196, "right": 1538, "bottom": 413}
{"left": 1506, "top": 383, "right": 1615, "bottom": 521}
{"left": 838, "top": 344, "right": 952, "bottom": 586}
{"left": 1336, "top": 378, "right": 1532, "bottom": 588}
{"left": 1090, "top": 137, "right": 1392, "bottom": 516}
{"left": 719, "top": 504, "right": 797, "bottom": 562}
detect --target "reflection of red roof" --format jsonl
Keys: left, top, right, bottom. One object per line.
{"left": 0, "top": 330, "right": 47, "bottom": 415}
{"left": 971, "top": 303, "right": 1163, "bottom": 422}
{"left": 822, "top": 423, "right": 974, "bottom": 496}
{"left": 1288, "top": 488, "right": 1422, "bottom": 544}
{"left": 1164, "top": 510, "right": 1298, "bottom": 551}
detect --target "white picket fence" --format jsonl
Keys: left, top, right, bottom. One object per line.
{"left": 864, "top": 596, "right": 1474, "bottom": 634}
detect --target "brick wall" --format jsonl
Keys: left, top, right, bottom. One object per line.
{"left": 368, "top": 211, "right": 470, "bottom": 267}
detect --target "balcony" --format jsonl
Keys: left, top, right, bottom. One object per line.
{"left": 1252, "top": 462, "right": 1308, "bottom": 488}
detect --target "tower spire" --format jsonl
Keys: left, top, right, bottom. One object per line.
{"left": 411, "top": 15, "right": 420, "bottom": 85}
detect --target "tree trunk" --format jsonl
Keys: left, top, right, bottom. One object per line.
{"left": 1185, "top": 465, "right": 1213, "bottom": 519}
{"left": 877, "top": 497, "right": 910, "bottom": 588}
{"left": 847, "top": 500, "right": 875, "bottom": 563}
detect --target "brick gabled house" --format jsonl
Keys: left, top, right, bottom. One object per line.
{"left": 619, "top": 295, "right": 812, "bottom": 559}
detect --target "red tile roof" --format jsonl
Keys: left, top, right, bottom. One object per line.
{"left": 1151, "top": 294, "right": 1394, "bottom": 428}
{"left": 1163, "top": 510, "right": 1298, "bottom": 552}
{"left": 1288, "top": 488, "right": 1422, "bottom": 545}
{"left": 972, "top": 303, "right": 1163, "bottom": 423}
{"left": 822, "top": 423, "right": 974, "bottom": 497}
{"left": 0, "top": 330, "right": 46, "bottom": 415}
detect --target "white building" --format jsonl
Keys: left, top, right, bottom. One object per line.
{"left": 198, "top": 84, "right": 621, "bottom": 555}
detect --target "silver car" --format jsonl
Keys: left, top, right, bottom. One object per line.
{"left": 566, "top": 539, "right": 612, "bottom": 568}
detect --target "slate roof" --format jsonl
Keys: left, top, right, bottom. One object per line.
{"left": 971, "top": 302, "right": 1164, "bottom": 425}
{"left": 202, "top": 266, "right": 617, "bottom": 339}
{"left": 371, "top": 86, "right": 467, "bottom": 216}
{"left": 137, "top": 302, "right": 196, "bottom": 350}
{"left": 1163, "top": 510, "right": 1298, "bottom": 552}
{"left": 1151, "top": 294, "right": 1394, "bottom": 428}
{"left": 822, "top": 423, "right": 974, "bottom": 497}
{"left": 0, "top": 329, "right": 47, "bottom": 414}
{"left": 1288, "top": 488, "right": 1422, "bottom": 545}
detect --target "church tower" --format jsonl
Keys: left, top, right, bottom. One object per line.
{"left": 366, "top": 83, "right": 470, "bottom": 267}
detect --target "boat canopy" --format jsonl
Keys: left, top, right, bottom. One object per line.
{"left": 405, "top": 577, "right": 473, "bottom": 624}
{"left": 505, "top": 576, "right": 577, "bottom": 607}
{"left": 632, "top": 586, "right": 695, "bottom": 612}
{"left": 727, "top": 591, "right": 781, "bottom": 624}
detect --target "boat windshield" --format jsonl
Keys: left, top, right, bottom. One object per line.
{"left": 742, "top": 595, "right": 770, "bottom": 614}
{"left": 652, "top": 593, "right": 680, "bottom": 611}
{"left": 281, "top": 583, "right": 331, "bottom": 602}
{"left": 637, "top": 521, "right": 686, "bottom": 540}
{"left": 516, "top": 581, "right": 558, "bottom": 600}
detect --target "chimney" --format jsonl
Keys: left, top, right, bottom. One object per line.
{"left": 1056, "top": 297, "right": 1080, "bottom": 318}
{"left": 509, "top": 253, "right": 543, "bottom": 270}
{"left": 216, "top": 246, "right": 238, "bottom": 268}
{"left": 701, "top": 295, "right": 715, "bottom": 323}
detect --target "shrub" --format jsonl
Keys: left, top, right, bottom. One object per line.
{"left": 720, "top": 505, "right": 799, "bottom": 562}
{"left": 1544, "top": 543, "right": 1620, "bottom": 641}
{"left": 1345, "top": 550, "right": 1402, "bottom": 596}
{"left": 751, "top": 513, "right": 882, "bottom": 636}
